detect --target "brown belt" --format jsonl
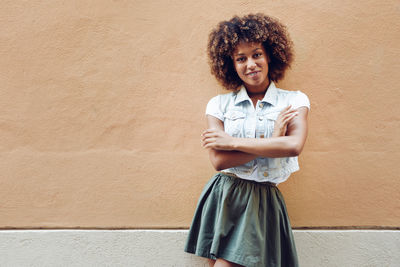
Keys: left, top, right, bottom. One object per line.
{"left": 219, "top": 172, "right": 277, "bottom": 187}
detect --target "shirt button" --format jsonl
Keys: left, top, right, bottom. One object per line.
{"left": 263, "top": 171, "right": 269, "bottom": 177}
{"left": 259, "top": 103, "right": 264, "bottom": 108}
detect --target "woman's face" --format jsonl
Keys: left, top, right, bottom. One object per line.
{"left": 232, "top": 42, "right": 270, "bottom": 94}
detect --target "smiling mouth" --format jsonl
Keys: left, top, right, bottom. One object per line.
{"left": 246, "top": 71, "right": 260, "bottom": 76}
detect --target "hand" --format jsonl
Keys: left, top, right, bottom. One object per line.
{"left": 272, "top": 105, "right": 298, "bottom": 137}
{"left": 201, "top": 128, "right": 235, "bottom": 150}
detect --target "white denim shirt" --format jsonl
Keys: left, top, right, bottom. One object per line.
{"left": 206, "top": 82, "right": 310, "bottom": 184}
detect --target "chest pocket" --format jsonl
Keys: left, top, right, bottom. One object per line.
{"left": 224, "top": 110, "right": 246, "bottom": 137}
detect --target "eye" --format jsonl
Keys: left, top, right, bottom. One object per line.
{"left": 254, "top": 53, "right": 262, "bottom": 58}
{"left": 236, "top": 57, "right": 246, "bottom": 62}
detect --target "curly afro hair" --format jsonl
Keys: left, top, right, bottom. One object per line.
{"left": 207, "top": 13, "right": 294, "bottom": 91}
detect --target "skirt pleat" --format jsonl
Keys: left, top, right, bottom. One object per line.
{"left": 184, "top": 173, "right": 299, "bottom": 267}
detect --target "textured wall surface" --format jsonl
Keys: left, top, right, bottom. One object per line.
{"left": 0, "top": 0, "right": 399, "bottom": 228}
{"left": 0, "top": 230, "right": 399, "bottom": 266}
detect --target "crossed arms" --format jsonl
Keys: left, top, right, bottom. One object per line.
{"left": 201, "top": 106, "right": 309, "bottom": 171}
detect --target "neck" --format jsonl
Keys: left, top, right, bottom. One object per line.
{"left": 245, "top": 80, "right": 271, "bottom": 98}
{"left": 247, "top": 91, "right": 265, "bottom": 100}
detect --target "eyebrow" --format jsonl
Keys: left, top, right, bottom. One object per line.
{"left": 234, "top": 48, "right": 263, "bottom": 56}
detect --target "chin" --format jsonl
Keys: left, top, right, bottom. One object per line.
{"left": 246, "top": 81, "right": 263, "bottom": 87}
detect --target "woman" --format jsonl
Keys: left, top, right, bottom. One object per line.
{"left": 184, "top": 13, "right": 309, "bottom": 267}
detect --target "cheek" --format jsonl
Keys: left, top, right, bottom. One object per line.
{"left": 260, "top": 59, "right": 269, "bottom": 73}
{"left": 259, "top": 57, "right": 268, "bottom": 66}
{"left": 234, "top": 64, "right": 244, "bottom": 76}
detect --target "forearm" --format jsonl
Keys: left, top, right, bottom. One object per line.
{"left": 208, "top": 149, "right": 257, "bottom": 171}
{"left": 203, "top": 106, "right": 308, "bottom": 163}
{"left": 233, "top": 136, "right": 304, "bottom": 158}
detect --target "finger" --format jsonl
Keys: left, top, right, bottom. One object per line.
{"left": 278, "top": 108, "right": 297, "bottom": 119}
{"left": 202, "top": 133, "right": 210, "bottom": 141}
{"left": 284, "top": 111, "right": 298, "bottom": 120}
{"left": 204, "top": 142, "right": 212, "bottom": 149}
{"left": 282, "top": 112, "right": 298, "bottom": 124}
{"left": 202, "top": 128, "right": 217, "bottom": 135}
{"left": 282, "top": 110, "right": 298, "bottom": 118}
{"left": 202, "top": 132, "right": 221, "bottom": 140}
{"left": 201, "top": 133, "right": 214, "bottom": 142}
{"left": 282, "top": 113, "right": 297, "bottom": 124}
{"left": 280, "top": 113, "right": 292, "bottom": 123}
{"left": 202, "top": 136, "right": 211, "bottom": 143}
{"left": 202, "top": 130, "right": 210, "bottom": 136}
{"left": 204, "top": 140, "right": 218, "bottom": 149}
{"left": 202, "top": 129, "right": 217, "bottom": 136}
{"left": 203, "top": 137, "right": 217, "bottom": 145}
{"left": 281, "top": 108, "right": 297, "bottom": 116}
{"left": 278, "top": 111, "right": 294, "bottom": 121}
{"left": 203, "top": 141, "right": 213, "bottom": 148}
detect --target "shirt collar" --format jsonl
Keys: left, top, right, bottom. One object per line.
{"left": 234, "top": 85, "right": 251, "bottom": 105}
{"left": 261, "top": 81, "right": 278, "bottom": 106}
{"left": 234, "top": 81, "right": 278, "bottom": 106}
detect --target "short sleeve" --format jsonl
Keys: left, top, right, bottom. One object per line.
{"left": 292, "top": 91, "right": 310, "bottom": 110}
{"left": 205, "top": 95, "right": 224, "bottom": 121}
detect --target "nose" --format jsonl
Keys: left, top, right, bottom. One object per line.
{"left": 247, "top": 58, "right": 257, "bottom": 70}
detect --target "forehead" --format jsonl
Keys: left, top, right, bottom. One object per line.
{"left": 233, "top": 42, "right": 264, "bottom": 55}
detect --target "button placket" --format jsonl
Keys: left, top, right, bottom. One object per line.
{"left": 243, "top": 115, "right": 254, "bottom": 138}
{"left": 256, "top": 117, "right": 264, "bottom": 138}
{"left": 255, "top": 101, "right": 265, "bottom": 138}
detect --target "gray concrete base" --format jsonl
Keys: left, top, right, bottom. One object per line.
{"left": 0, "top": 229, "right": 399, "bottom": 266}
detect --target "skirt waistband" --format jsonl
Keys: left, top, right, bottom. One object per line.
{"left": 219, "top": 172, "right": 277, "bottom": 187}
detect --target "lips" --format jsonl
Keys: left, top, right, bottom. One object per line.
{"left": 246, "top": 71, "right": 260, "bottom": 77}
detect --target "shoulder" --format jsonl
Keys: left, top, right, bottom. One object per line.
{"left": 275, "top": 86, "right": 310, "bottom": 110}
{"left": 207, "top": 91, "right": 237, "bottom": 109}
{"left": 275, "top": 86, "right": 307, "bottom": 97}
{"left": 206, "top": 91, "right": 237, "bottom": 121}
{"left": 211, "top": 91, "right": 237, "bottom": 101}
{"left": 206, "top": 91, "right": 240, "bottom": 121}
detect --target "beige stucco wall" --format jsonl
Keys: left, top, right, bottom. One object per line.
{"left": 0, "top": 0, "right": 399, "bottom": 229}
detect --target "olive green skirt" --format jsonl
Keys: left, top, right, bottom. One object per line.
{"left": 184, "top": 173, "right": 299, "bottom": 267}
